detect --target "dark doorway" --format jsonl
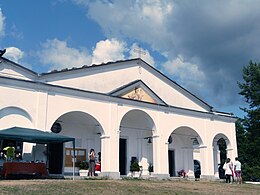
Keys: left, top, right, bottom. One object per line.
{"left": 217, "top": 138, "right": 227, "bottom": 165}
{"left": 119, "top": 138, "right": 127, "bottom": 175}
{"left": 194, "top": 160, "right": 201, "bottom": 178}
{"left": 168, "top": 150, "right": 175, "bottom": 177}
{"left": 48, "top": 143, "right": 63, "bottom": 174}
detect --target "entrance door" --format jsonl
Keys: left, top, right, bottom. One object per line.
{"left": 168, "top": 150, "right": 175, "bottom": 177}
{"left": 48, "top": 143, "right": 63, "bottom": 174}
{"left": 119, "top": 138, "right": 127, "bottom": 175}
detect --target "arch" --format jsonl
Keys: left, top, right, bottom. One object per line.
{"left": 119, "top": 109, "right": 156, "bottom": 131}
{"left": 0, "top": 106, "right": 32, "bottom": 122}
{"left": 118, "top": 109, "right": 156, "bottom": 176}
{"left": 48, "top": 111, "right": 105, "bottom": 175}
{"left": 168, "top": 126, "right": 204, "bottom": 146}
{"left": 52, "top": 111, "right": 104, "bottom": 135}
{"left": 212, "top": 133, "right": 232, "bottom": 179}
{"left": 47, "top": 111, "right": 104, "bottom": 135}
{"left": 167, "top": 126, "right": 204, "bottom": 177}
{"left": 212, "top": 133, "right": 231, "bottom": 149}
{"left": 0, "top": 106, "right": 33, "bottom": 130}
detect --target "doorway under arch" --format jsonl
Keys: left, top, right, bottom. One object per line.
{"left": 212, "top": 134, "right": 230, "bottom": 179}
{"left": 49, "top": 111, "right": 104, "bottom": 175}
{"left": 168, "top": 126, "right": 203, "bottom": 177}
{"left": 119, "top": 109, "right": 155, "bottom": 176}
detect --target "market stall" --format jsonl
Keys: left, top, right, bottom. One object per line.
{"left": 0, "top": 126, "right": 76, "bottom": 180}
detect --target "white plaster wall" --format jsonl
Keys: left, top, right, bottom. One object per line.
{"left": 157, "top": 112, "right": 237, "bottom": 177}
{"left": 0, "top": 86, "right": 38, "bottom": 126}
{"left": 0, "top": 70, "right": 237, "bottom": 178}
{"left": 0, "top": 86, "right": 36, "bottom": 161}
{"left": 44, "top": 94, "right": 110, "bottom": 135}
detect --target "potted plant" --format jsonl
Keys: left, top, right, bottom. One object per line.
{"left": 130, "top": 161, "right": 141, "bottom": 177}
{"left": 78, "top": 161, "right": 89, "bottom": 176}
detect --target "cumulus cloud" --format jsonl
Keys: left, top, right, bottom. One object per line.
{"left": 38, "top": 38, "right": 138, "bottom": 70}
{"left": 75, "top": 0, "right": 173, "bottom": 51}
{"left": 74, "top": 0, "right": 260, "bottom": 110}
{"left": 92, "top": 39, "right": 127, "bottom": 64}
{"left": 0, "top": 8, "right": 5, "bottom": 37}
{"left": 5, "top": 47, "right": 24, "bottom": 63}
{"left": 38, "top": 39, "right": 92, "bottom": 70}
{"left": 129, "top": 43, "right": 155, "bottom": 66}
{"left": 166, "top": 0, "right": 260, "bottom": 106}
{"left": 163, "top": 57, "right": 205, "bottom": 90}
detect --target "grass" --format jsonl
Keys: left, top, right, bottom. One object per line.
{"left": 0, "top": 179, "right": 259, "bottom": 195}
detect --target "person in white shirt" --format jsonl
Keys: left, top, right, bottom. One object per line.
{"left": 234, "top": 157, "right": 242, "bottom": 184}
{"left": 223, "top": 158, "right": 233, "bottom": 183}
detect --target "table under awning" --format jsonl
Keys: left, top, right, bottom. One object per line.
{"left": 0, "top": 126, "right": 76, "bottom": 180}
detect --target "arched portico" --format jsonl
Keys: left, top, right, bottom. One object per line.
{"left": 167, "top": 126, "right": 203, "bottom": 178}
{"left": 49, "top": 111, "right": 104, "bottom": 175}
{"left": 118, "top": 109, "right": 156, "bottom": 176}
{"left": 0, "top": 106, "right": 34, "bottom": 162}
{"left": 212, "top": 133, "right": 231, "bottom": 179}
{"left": 0, "top": 106, "right": 33, "bottom": 129}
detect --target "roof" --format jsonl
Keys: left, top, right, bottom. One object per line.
{"left": 39, "top": 58, "right": 213, "bottom": 110}
{"left": 1, "top": 56, "right": 213, "bottom": 111}
{"left": 0, "top": 57, "right": 38, "bottom": 76}
{"left": 40, "top": 58, "right": 138, "bottom": 76}
{"left": 0, "top": 127, "right": 75, "bottom": 144}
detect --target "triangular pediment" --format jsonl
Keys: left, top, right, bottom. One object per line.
{"left": 109, "top": 80, "right": 167, "bottom": 105}
{"left": 0, "top": 57, "right": 37, "bottom": 80}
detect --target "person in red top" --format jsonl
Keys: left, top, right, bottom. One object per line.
{"left": 88, "top": 148, "right": 95, "bottom": 176}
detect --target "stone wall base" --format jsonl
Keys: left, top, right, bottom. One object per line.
{"left": 149, "top": 173, "right": 170, "bottom": 180}
{"left": 200, "top": 175, "right": 219, "bottom": 181}
{"left": 100, "top": 172, "right": 120, "bottom": 179}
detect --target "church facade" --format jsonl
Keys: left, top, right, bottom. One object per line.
{"left": 0, "top": 57, "right": 237, "bottom": 179}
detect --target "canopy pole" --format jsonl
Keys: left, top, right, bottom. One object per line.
{"left": 72, "top": 140, "right": 75, "bottom": 180}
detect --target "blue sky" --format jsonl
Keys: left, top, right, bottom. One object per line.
{"left": 1, "top": 0, "right": 260, "bottom": 118}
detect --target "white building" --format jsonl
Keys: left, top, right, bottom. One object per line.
{"left": 0, "top": 57, "right": 237, "bottom": 179}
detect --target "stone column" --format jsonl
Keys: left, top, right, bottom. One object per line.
{"left": 213, "top": 144, "right": 220, "bottom": 178}
{"left": 199, "top": 145, "right": 208, "bottom": 177}
{"left": 200, "top": 144, "right": 215, "bottom": 180}
{"left": 182, "top": 147, "right": 195, "bottom": 178}
{"left": 99, "top": 131, "right": 120, "bottom": 179}
{"left": 152, "top": 134, "right": 170, "bottom": 179}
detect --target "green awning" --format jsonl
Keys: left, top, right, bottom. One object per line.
{"left": 0, "top": 126, "right": 77, "bottom": 180}
{"left": 0, "top": 126, "right": 75, "bottom": 144}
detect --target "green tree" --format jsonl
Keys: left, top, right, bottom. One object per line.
{"left": 235, "top": 119, "right": 248, "bottom": 164}
{"left": 238, "top": 61, "right": 260, "bottom": 181}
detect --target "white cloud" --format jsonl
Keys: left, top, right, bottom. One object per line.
{"left": 0, "top": 8, "right": 5, "bottom": 37}
{"left": 38, "top": 38, "right": 136, "bottom": 70}
{"left": 38, "top": 39, "right": 92, "bottom": 70}
{"left": 129, "top": 43, "right": 155, "bottom": 66}
{"left": 141, "top": 0, "right": 172, "bottom": 25}
{"left": 162, "top": 56, "right": 206, "bottom": 90}
{"left": 74, "top": 0, "right": 260, "bottom": 108}
{"left": 5, "top": 47, "right": 24, "bottom": 63}
{"left": 76, "top": 0, "right": 173, "bottom": 51}
{"left": 92, "top": 39, "right": 127, "bottom": 64}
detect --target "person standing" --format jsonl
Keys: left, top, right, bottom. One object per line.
{"left": 88, "top": 148, "right": 96, "bottom": 176}
{"left": 3, "top": 143, "right": 15, "bottom": 161}
{"left": 234, "top": 157, "right": 242, "bottom": 184}
{"left": 223, "top": 158, "right": 233, "bottom": 183}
